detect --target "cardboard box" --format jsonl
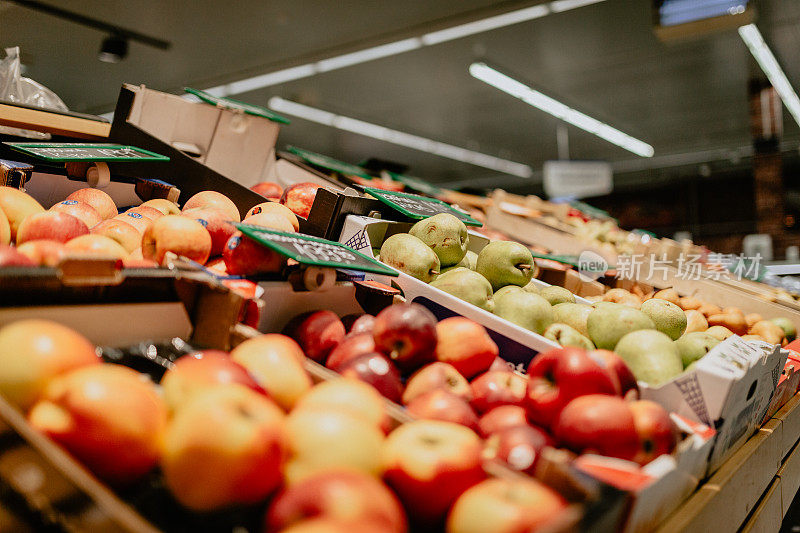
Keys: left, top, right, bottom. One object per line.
{"left": 339, "top": 215, "right": 567, "bottom": 371}
{"left": 574, "top": 414, "right": 715, "bottom": 533}
{"left": 637, "top": 335, "right": 786, "bottom": 475}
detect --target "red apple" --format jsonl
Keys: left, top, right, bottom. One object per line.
{"left": 91, "top": 219, "right": 141, "bottom": 253}
{"left": 242, "top": 211, "right": 295, "bottom": 233}
{"left": 28, "top": 364, "right": 166, "bottom": 485}
{"left": 251, "top": 181, "right": 283, "bottom": 200}
{"left": 65, "top": 188, "right": 117, "bottom": 220}
{"left": 489, "top": 357, "right": 514, "bottom": 373}
{"left": 15, "top": 239, "right": 67, "bottom": 266}
{"left": 446, "top": 477, "right": 567, "bottom": 533}
{"left": 141, "top": 215, "right": 212, "bottom": 265}
{"left": 342, "top": 314, "right": 376, "bottom": 336}
{"left": 0, "top": 186, "right": 45, "bottom": 240}
{"left": 294, "top": 378, "right": 390, "bottom": 433}
{"left": 0, "top": 319, "right": 100, "bottom": 409}
{"left": 129, "top": 205, "right": 164, "bottom": 221}
{"left": 482, "top": 425, "right": 551, "bottom": 475}
{"left": 161, "top": 384, "right": 287, "bottom": 510}
{"left": 283, "top": 310, "right": 345, "bottom": 364}
{"left": 470, "top": 371, "right": 527, "bottom": 414}
{"left": 381, "top": 420, "right": 485, "bottom": 525}
{"left": 140, "top": 198, "right": 181, "bottom": 216}
{"left": 589, "top": 349, "right": 639, "bottom": 399}
{"left": 372, "top": 303, "right": 438, "bottom": 373}
{"left": 16, "top": 211, "right": 89, "bottom": 244}
{"left": 64, "top": 234, "right": 128, "bottom": 259}
{"left": 337, "top": 352, "right": 403, "bottom": 403}
{"left": 406, "top": 389, "right": 479, "bottom": 431}
{"left": 0, "top": 244, "right": 34, "bottom": 266}
{"left": 525, "top": 347, "right": 621, "bottom": 430}
{"left": 223, "top": 232, "right": 287, "bottom": 275}
{"left": 280, "top": 182, "right": 320, "bottom": 219}
{"left": 230, "top": 334, "right": 312, "bottom": 410}
{"left": 553, "top": 394, "right": 639, "bottom": 461}
{"left": 326, "top": 333, "right": 376, "bottom": 371}
{"left": 113, "top": 211, "right": 152, "bottom": 234}
{"left": 50, "top": 200, "right": 102, "bottom": 228}
{"left": 477, "top": 405, "right": 529, "bottom": 438}
{"left": 630, "top": 400, "right": 677, "bottom": 465}
{"left": 265, "top": 470, "right": 406, "bottom": 533}
{"left": 182, "top": 191, "right": 241, "bottom": 222}
{"left": 402, "top": 362, "right": 472, "bottom": 404}
{"left": 245, "top": 202, "right": 299, "bottom": 231}
{"left": 435, "top": 318, "right": 498, "bottom": 380}
{"left": 160, "top": 350, "right": 265, "bottom": 409}
{"left": 183, "top": 207, "right": 237, "bottom": 256}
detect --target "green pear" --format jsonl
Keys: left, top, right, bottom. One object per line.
{"left": 462, "top": 250, "right": 478, "bottom": 270}
{"left": 587, "top": 305, "right": 655, "bottom": 350}
{"left": 614, "top": 329, "right": 683, "bottom": 386}
{"left": 543, "top": 323, "right": 594, "bottom": 349}
{"left": 521, "top": 280, "right": 540, "bottom": 294}
{"left": 770, "top": 317, "right": 797, "bottom": 342}
{"left": 493, "top": 285, "right": 524, "bottom": 300}
{"left": 430, "top": 268, "right": 494, "bottom": 312}
{"left": 675, "top": 332, "right": 720, "bottom": 368}
{"left": 476, "top": 241, "right": 534, "bottom": 291}
{"left": 409, "top": 213, "right": 469, "bottom": 267}
{"left": 552, "top": 303, "right": 594, "bottom": 337}
{"left": 640, "top": 299, "right": 687, "bottom": 340}
{"left": 540, "top": 286, "right": 576, "bottom": 305}
{"left": 380, "top": 233, "right": 440, "bottom": 282}
{"left": 493, "top": 290, "right": 553, "bottom": 334}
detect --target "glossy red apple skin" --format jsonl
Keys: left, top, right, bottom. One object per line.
{"left": 470, "top": 371, "right": 528, "bottom": 414}
{"left": 489, "top": 357, "right": 514, "bottom": 373}
{"left": 435, "top": 317, "right": 498, "bottom": 380}
{"left": 525, "top": 347, "right": 621, "bottom": 430}
{"left": 16, "top": 211, "right": 89, "bottom": 244}
{"left": 66, "top": 188, "right": 117, "bottom": 220}
{"left": 0, "top": 244, "right": 34, "bottom": 266}
{"left": 372, "top": 303, "right": 438, "bottom": 374}
{"left": 223, "top": 232, "right": 286, "bottom": 276}
{"left": 50, "top": 200, "right": 102, "bottom": 228}
{"left": 265, "top": 470, "right": 406, "bottom": 533}
{"left": 402, "top": 362, "right": 472, "bottom": 404}
{"left": 251, "top": 182, "right": 283, "bottom": 200}
{"left": 406, "top": 389, "right": 480, "bottom": 431}
{"left": 381, "top": 421, "right": 486, "bottom": 526}
{"left": 280, "top": 182, "right": 320, "bottom": 219}
{"left": 338, "top": 352, "right": 403, "bottom": 403}
{"left": 182, "top": 190, "right": 240, "bottom": 222}
{"left": 589, "top": 349, "right": 639, "bottom": 399}
{"left": 477, "top": 405, "right": 529, "bottom": 438}
{"left": 283, "top": 310, "right": 346, "bottom": 364}
{"left": 183, "top": 207, "right": 236, "bottom": 257}
{"left": 483, "top": 424, "right": 552, "bottom": 475}
{"left": 326, "top": 333, "right": 376, "bottom": 371}
{"left": 342, "top": 314, "right": 376, "bottom": 336}
{"left": 630, "top": 400, "right": 677, "bottom": 465}
{"left": 15, "top": 239, "right": 66, "bottom": 266}
{"left": 554, "top": 394, "right": 639, "bottom": 461}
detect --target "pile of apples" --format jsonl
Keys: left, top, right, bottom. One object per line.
{"left": 283, "top": 303, "right": 678, "bottom": 479}
{"left": 0, "top": 317, "right": 574, "bottom": 532}
{"left": 0, "top": 181, "right": 322, "bottom": 275}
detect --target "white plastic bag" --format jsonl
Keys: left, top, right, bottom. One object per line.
{"left": 0, "top": 46, "right": 68, "bottom": 139}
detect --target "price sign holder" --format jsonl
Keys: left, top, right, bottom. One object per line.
{"left": 184, "top": 87, "right": 291, "bottom": 124}
{"left": 287, "top": 146, "right": 374, "bottom": 180}
{"left": 235, "top": 224, "right": 398, "bottom": 277}
{"left": 387, "top": 171, "right": 442, "bottom": 197}
{"left": 363, "top": 187, "right": 482, "bottom": 226}
{"left": 3, "top": 142, "right": 169, "bottom": 162}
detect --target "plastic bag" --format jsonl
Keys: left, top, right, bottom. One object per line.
{"left": 0, "top": 46, "right": 69, "bottom": 139}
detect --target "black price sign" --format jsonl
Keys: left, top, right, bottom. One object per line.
{"left": 4, "top": 142, "right": 169, "bottom": 162}
{"left": 235, "top": 224, "right": 398, "bottom": 276}
{"left": 364, "top": 187, "right": 482, "bottom": 226}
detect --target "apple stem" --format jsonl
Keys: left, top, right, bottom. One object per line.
{"left": 517, "top": 263, "right": 531, "bottom": 272}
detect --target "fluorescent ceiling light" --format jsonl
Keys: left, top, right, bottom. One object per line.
{"left": 202, "top": 1, "right": 605, "bottom": 98}
{"left": 268, "top": 97, "right": 533, "bottom": 177}
{"left": 738, "top": 23, "right": 800, "bottom": 128}
{"left": 469, "top": 62, "right": 654, "bottom": 157}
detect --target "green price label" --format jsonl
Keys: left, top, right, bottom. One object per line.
{"left": 287, "top": 146, "right": 373, "bottom": 180}
{"left": 4, "top": 142, "right": 169, "bottom": 162}
{"left": 364, "top": 187, "right": 482, "bottom": 227}
{"left": 185, "top": 87, "right": 290, "bottom": 124}
{"left": 388, "top": 172, "right": 442, "bottom": 196}
{"left": 235, "top": 224, "right": 397, "bottom": 276}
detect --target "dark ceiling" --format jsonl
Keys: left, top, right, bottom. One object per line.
{"left": 2, "top": 0, "right": 800, "bottom": 192}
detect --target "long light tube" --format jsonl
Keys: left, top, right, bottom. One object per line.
{"left": 469, "top": 62, "right": 654, "bottom": 157}
{"left": 268, "top": 97, "right": 533, "bottom": 177}
{"left": 739, "top": 23, "right": 800, "bottom": 128}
